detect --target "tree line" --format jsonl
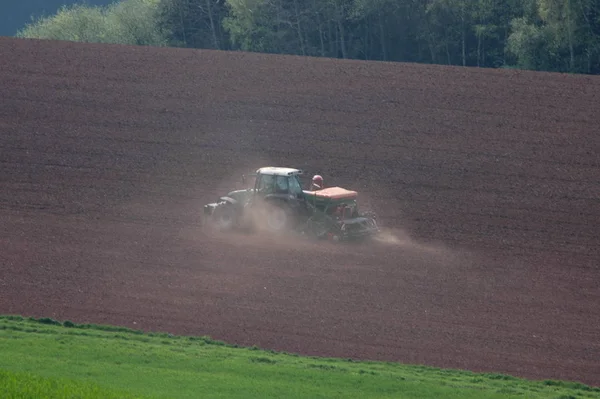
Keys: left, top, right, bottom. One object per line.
{"left": 16, "top": 0, "right": 600, "bottom": 75}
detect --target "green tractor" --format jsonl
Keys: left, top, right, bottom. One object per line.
{"left": 203, "top": 166, "right": 379, "bottom": 242}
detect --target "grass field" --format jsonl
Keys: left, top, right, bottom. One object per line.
{"left": 0, "top": 369, "right": 143, "bottom": 399}
{"left": 0, "top": 316, "right": 598, "bottom": 399}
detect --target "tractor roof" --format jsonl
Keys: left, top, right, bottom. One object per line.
{"left": 256, "top": 166, "right": 302, "bottom": 176}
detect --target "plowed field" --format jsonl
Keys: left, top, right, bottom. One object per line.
{"left": 1, "top": 37, "right": 599, "bottom": 385}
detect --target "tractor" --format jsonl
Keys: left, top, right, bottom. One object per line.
{"left": 202, "top": 166, "right": 379, "bottom": 242}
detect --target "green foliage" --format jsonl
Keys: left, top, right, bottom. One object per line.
{"left": 16, "top": 0, "right": 169, "bottom": 47}
{"left": 105, "top": 0, "right": 170, "bottom": 45}
{"left": 16, "top": 4, "right": 107, "bottom": 43}
{"left": 507, "top": 16, "right": 548, "bottom": 70}
{"left": 222, "top": 0, "right": 274, "bottom": 52}
{"left": 12, "top": 0, "right": 600, "bottom": 74}
{"left": 505, "top": 0, "right": 600, "bottom": 73}
{"left": 216, "top": 0, "right": 600, "bottom": 73}
{"left": 157, "top": 0, "right": 230, "bottom": 49}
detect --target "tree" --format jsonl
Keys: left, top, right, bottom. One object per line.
{"left": 106, "top": 0, "right": 170, "bottom": 46}
{"left": 16, "top": 0, "right": 169, "bottom": 47}
{"left": 507, "top": 0, "right": 600, "bottom": 73}
{"left": 16, "top": 4, "right": 108, "bottom": 43}
{"left": 506, "top": 16, "right": 548, "bottom": 70}
{"left": 157, "top": 0, "right": 230, "bottom": 49}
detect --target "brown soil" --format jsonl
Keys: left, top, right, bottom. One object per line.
{"left": 1, "top": 37, "right": 599, "bottom": 386}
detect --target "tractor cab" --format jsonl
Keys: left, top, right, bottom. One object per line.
{"left": 244, "top": 167, "right": 305, "bottom": 199}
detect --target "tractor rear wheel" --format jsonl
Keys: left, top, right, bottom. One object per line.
{"left": 263, "top": 202, "right": 294, "bottom": 233}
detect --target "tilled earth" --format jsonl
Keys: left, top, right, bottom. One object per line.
{"left": 1, "top": 37, "right": 599, "bottom": 386}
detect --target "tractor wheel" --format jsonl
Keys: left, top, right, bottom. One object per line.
{"left": 264, "top": 203, "right": 293, "bottom": 233}
{"left": 211, "top": 204, "right": 237, "bottom": 231}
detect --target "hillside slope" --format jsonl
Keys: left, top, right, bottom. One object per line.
{"left": 1, "top": 37, "right": 599, "bottom": 385}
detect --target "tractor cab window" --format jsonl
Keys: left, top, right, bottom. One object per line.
{"left": 257, "top": 174, "right": 275, "bottom": 193}
{"left": 275, "top": 175, "right": 289, "bottom": 193}
{"left": 288, "top": 175, "right": 302, "bottom": 196}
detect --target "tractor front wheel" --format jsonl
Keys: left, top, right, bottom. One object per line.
{"left": 210, "top": 203, "right": 237, "bottom": 231}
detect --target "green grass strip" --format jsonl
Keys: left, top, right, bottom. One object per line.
{"left": 0, "top": 315, "right": 598, "bottom": 399}
{"left": 0, "top": 368, "right": 144, "bottom": 399}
